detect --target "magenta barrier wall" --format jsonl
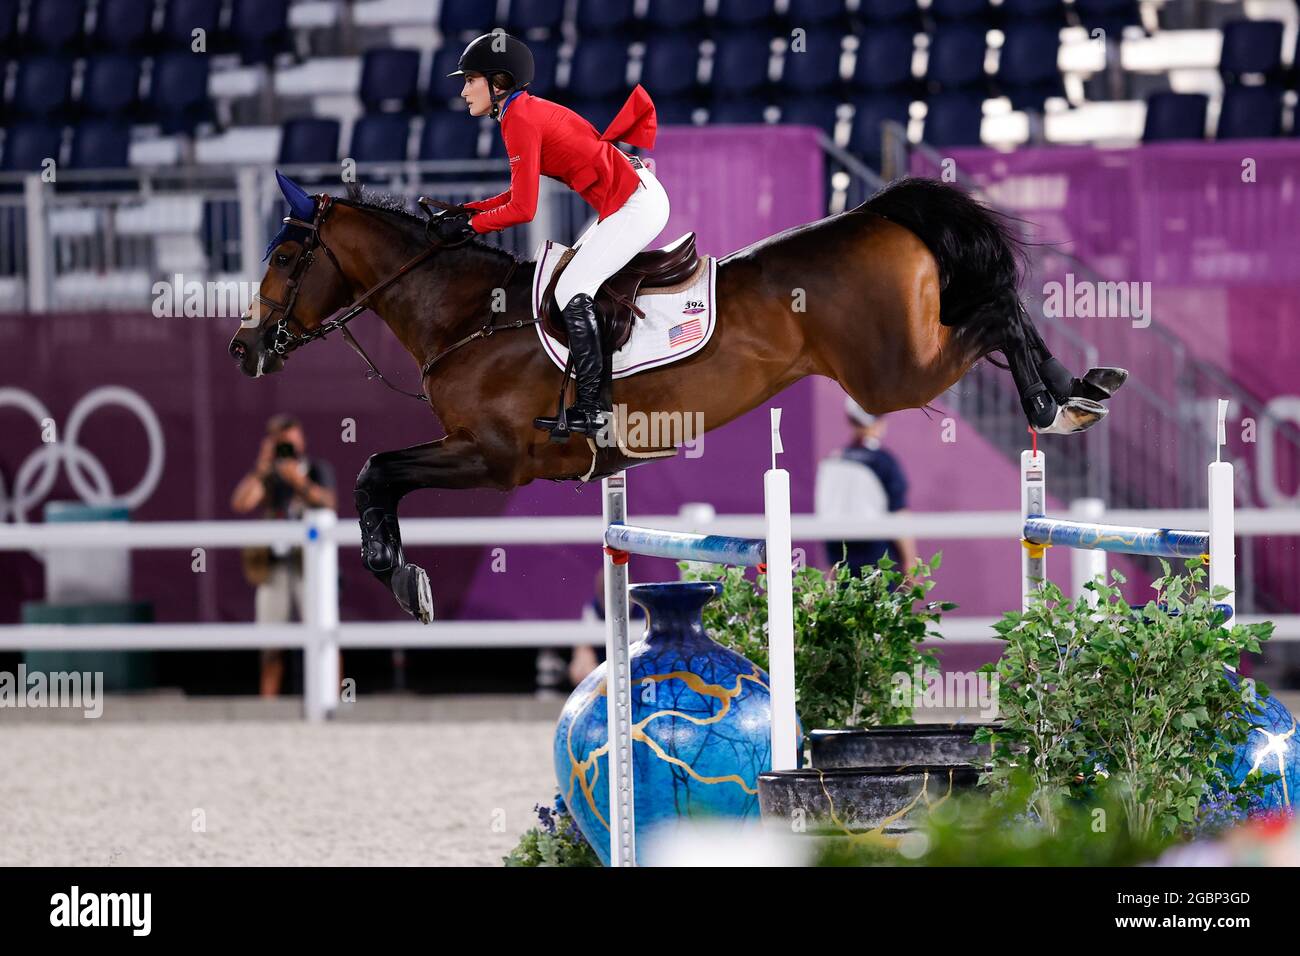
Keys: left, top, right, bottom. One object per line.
{"left": 930, "top": 142, "right": 1300, "bottom": 416}
{"left": 0, "top": 127, "right": 827, "bottom": 626}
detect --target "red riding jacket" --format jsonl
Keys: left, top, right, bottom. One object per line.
{"left": 465, "top": 85, "right": 658, "bottom": 234}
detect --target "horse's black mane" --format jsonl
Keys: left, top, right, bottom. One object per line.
{"left": 342, "top": 186, "right": 525, "bottom": 266}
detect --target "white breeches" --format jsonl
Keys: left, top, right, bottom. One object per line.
{"left": 554, "top": 164, "right": 671, "bottom": 311}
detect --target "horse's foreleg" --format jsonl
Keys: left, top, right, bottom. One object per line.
{"left": 355, "top": 434, "right": 493, "bottom": 624}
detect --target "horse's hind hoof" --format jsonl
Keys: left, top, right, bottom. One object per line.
{"left": 1034, "top": 397, "right": 1108, "bottom": 435}
{"left": 392, "top": 563, "right": 434, "bottom": 624}
{"left": 1074, "top": 367, "right": 1129, "bottom": 402}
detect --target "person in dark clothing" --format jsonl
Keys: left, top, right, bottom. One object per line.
{"left": 815, "top": 400, "right": 918, "bottom": 575}
{"left": 230, "top": 413, "right": 337, "bottom": 696}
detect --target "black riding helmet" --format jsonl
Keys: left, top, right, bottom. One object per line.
{"left": 448, "top": 32, "right": 534, "bottom": 118}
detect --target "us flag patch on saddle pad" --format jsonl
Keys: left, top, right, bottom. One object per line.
{"left": 532, "top": 237, "right": 719, "bottom": 379}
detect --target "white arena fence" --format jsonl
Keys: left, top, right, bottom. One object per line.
{"left": 2, "top": 504, "right": 1299, "bottom": 721}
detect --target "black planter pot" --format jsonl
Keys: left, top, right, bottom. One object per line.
{"left": 809, "top": 723, "right": 998, "bottom": 770}
{"left": 758, "top": 765, "right": 981, "bottom": 833}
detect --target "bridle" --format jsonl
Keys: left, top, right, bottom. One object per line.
{"left": 252, "top": 193, "right": 535, "bottom": 402}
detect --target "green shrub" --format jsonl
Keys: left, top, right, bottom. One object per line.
{"left": 684, "top": 554, "right": 952, "bottom": 731}
{"left": 977, "top": 561, "right": 1274, "bottom": 840}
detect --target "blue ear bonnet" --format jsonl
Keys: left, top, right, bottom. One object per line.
{"left": 264, "top": 170, "right": 318, "bottom": 260}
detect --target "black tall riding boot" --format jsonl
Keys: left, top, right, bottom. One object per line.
{"left": 559, "top": 293, "right": 610, "bottom": 435}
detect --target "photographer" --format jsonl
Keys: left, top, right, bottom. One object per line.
{"left": 230, "top": 413, "right": 337, "bottom": 697}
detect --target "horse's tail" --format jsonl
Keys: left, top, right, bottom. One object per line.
{"left": 861, "top": 177, "right": 1085, "bottom": 430}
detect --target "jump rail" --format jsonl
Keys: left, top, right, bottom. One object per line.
{"left": 598, "top": 409, "right": 798, "bottom": 867}
{"left": 1021, "top": 400, "right": 1235, "bottom": 621}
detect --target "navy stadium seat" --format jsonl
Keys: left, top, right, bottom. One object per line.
{"left": 852, "top": 26, "right": 915, "bottom": 90}
{"left": 69, "top": 118, "right": 131, "bottom": 168}
{"left": 856, "top": 0, "right": 921, "bottom": 26}
{"left": 1216, "top": 84, "right": 1282, "bottom": 139}
{"left": 1141, "top": 92, "right": 1207, "bottom": 142}
{"left": 928, "top": 0, "right": 992, "bottom": 22}
{"left": 848, "top": 93, "right": 910, "bottom": 168}
{"left": 996, "top": 0, "right": 1065, "bottom": 26}
{"left": 1071, "top": 0, "right": 1140, "bottom": 36}
{"left": 926, "top": 25, "right": 987, "bottom": 91}
{"left": 349, "top": 113, "right": 411, "bottom": 163}
{"left": 784, "top": 0, "right": 851, "bottom": 28}
{"left": 642, "top": 36, "right": 701, "bottom": 99}
{"left": 81, "top": 54, "right": 143, "bottom": 116}
{"left": 24, "top": 0, "right": 86, "bottom": 51}
{"left": 13, "top": 56, "right": 75, "bottom": 118}
{"left": 439, "top": 0, "right": 495, "bottom": 39}
{"left": 419, "top": 111, "right": 481, "bottom": 160}
{"left": 713, "top": 0, "right": 776, "bottom": 30}
{"left": 708, "top": 96, "right": 769, "bottom": 124}
{"left": 576, "top": 0, "right": 636, "bottom": 34}
{"left": 1219, "top": 20, "right": 1285, "bottom": 83}
{"left": 568, "top": 38, "right": 630, "bottom": 100}
{"left": 645, "top": 0, "right": 705, "bottom": 32}
{"left": 710, "top": 31, "right": 773, "bottom": 97}
{"left": 159, "top": 0, "right": 221, "bottom": 50}
{"left": 0, "top": 122, "right": 62, "bottom": 171}
{"left": 779, "top": 28, "right": 843, "bottom": 93}
{"left": 526, "top": 38, "right": 560, "bottom": 97}
{"left": 0, "top": 0, "right": 17, "bottom": 50}
{"left": 778, "top": 94, "right": 841, "bottom": 135}
{"left": 228, "top": 0, "right": 291, "bottom": 64}
{"left": 150, "top": 52, "right": 211, "bottom": 133}
{"left": 430, "top": 46, "right": 465, "bottom": 103}
{"left": 923, "top": 91, "right": 984, "bottom": 146}
{"left": 997, "top": 22, "right": 1064, "bottom": 109}
{"left": 654, "top": 96, "right": 699, "bottom": 125}
{"left": 507, "top": 0, "right": 565, "bottom": 35}
{"left": 92, "top": 0, "right": 156, "bottom": 52}
{"left": 360, "top": 48, "right": 422, "bottom": 113}
{"left": 278, "top": 117, "right": 341, "bottom": 163}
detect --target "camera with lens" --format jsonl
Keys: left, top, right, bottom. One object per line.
{"left": 274, "top": 441, "right": 298, "bottom": 460}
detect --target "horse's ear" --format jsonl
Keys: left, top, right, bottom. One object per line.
{"left": 275, "top": 170, "right": 316, "bottom": 221}
{"left": 345, "top": 181, "right": 363, "bottom": 202}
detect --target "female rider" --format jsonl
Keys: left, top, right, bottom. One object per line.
{"left": 436, "top": 32, "right": 670, "bottom": 436}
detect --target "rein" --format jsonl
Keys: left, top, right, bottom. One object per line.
{"left": 255, "top": 194, "right": 538, "bottom": 403}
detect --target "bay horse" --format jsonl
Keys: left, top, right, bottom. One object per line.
{"left": 228, "top": 175, "right": 1125, "bottom": 623}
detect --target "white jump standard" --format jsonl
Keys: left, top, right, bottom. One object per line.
{"left": 599, "top": 409, "right": 799, "bottom": 867}
{"left": 1020, "top": 400, "right": 1235, "bottom": 621}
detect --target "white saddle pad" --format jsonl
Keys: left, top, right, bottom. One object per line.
{"left": 532, "top": 236, "right": 718, "bottom": 379}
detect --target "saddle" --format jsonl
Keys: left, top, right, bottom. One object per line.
{"left": 540, "top": 232, "right": 701, "bottom": 350}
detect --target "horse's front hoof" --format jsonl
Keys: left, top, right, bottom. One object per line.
{"left": 392, "top": 563, "right": 434, "bottom": 624}
{"left": 1074, "top": 367, "right": 1129, "bottom": 402}
{"left": 1034, "top": 397, "right": 1108, "bottom": 435}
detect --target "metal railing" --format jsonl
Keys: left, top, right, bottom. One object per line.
{"left": 1, "top": 505, "right": 1298, "bottom": 719}
{"left": 0, "top": 160, "right": 602, "bottom": 313}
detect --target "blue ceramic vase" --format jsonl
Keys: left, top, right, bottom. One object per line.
{"left": 1217, "top": 670, "right": 1298, "bottom": 818}
{"left": 554, "top": 580, "right": 775, "bottom": 866}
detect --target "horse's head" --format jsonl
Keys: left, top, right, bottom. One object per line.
{"left": 228, "top": 171, "right": 354, "bottom": 378}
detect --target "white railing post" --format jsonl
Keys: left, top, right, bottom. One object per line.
{"left": 1021, "top": 449, "right": 1046, "bottom": 611}
{"left": 237, "top": 167, "right": 264, "bottom": 282}
{"left": 1069, "top": 497, "right": 1107, "bottom": 605}
{"left": 1210, "top": 400, "right": 1235, "bottom": 625}
{"left": 302, "top": 509, "right": 339, "bottom": 721}
{"left": 601, "top": 472, "right": 636, "bottom": 867}
{"left": 765, "top": 409, "right": 798, "bottom": 771}
{"left": 23, "top": 173, "right": 52, "bottom": 312}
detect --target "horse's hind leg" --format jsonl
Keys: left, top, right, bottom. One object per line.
{"left": 1000, "top": 303, "right": 1134, "bottom": 434}
{"left": 1019, "top": 312, "right": 1130, "bottom": 406}
{"left": 355, "top": 434, "right": 493, "bottom": 624}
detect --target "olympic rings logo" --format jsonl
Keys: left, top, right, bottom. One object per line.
{"left": 0, "top": 386, "right": 165, "bottom": 523}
